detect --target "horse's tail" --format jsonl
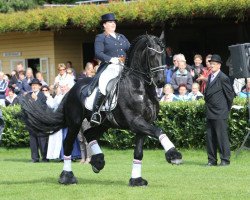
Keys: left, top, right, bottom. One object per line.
{"left": 20, "top": 94, "right": 67, "bottom": 136}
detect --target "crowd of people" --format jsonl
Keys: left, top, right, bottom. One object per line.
{"left": 158, "top": 50, "right": 250, "bottom": 102}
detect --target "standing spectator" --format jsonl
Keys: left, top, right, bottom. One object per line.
{"left": 22, "top": 68, "right": 34, "bottom": 94}
{"left": 15, "top": 71, "right": 25, "bottom": 95}
{"left": 165, "top": 54, "right": 179, "bottom": 84}
{"left": 238, "top": 78, "right": 250, "bottom": 98}
{"left": 170, "top": 55, "right": 193, "bottom": 93}
{"left": 197, "top": 54, "right": 212, "bottom": 93}
{"left": 8, "top": 63, "right": 24, "bottom": 89}
{"left": 5, "top": 87, "right": 19, "bottom": 106}
{"left": 188, "top": 83, "right": 203, "bottom": 100}
{"left": 66, "top": 61, "right": 77, "bottom": 78}
{"left": 160, "top": 84, "right": 175, "bottom": 102}
{"left": 173, "top": 84, "right": 190, "bottom": 101}
{"left": 190, "top": 54, "right": 204, "bottom": 82}
{"left": 36, "top": 72, "right": 48, "bottom": 86}
{"left": 0, "top": 72, "right": 8, "bottom": 106}
{"left": 204, "top": 54, "right": 235, "bottom": 166}
{"left": 27, "top": 78, "right": 48, "bottom": 163}
{"left": 165, "top": 46, "right": 174, "bottom": 67}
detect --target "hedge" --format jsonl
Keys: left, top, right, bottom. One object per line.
{"left": 103, "top": 97, "right": 249, "bottom": 150}
{"left": 0, "top": 97, "right": 249, "bottom": 150}
{"left": 0, "top": 0, "right": 249, "bottom": 33}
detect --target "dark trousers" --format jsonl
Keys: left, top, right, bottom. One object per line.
{"left": 29, "top": 132, "right": 48, "bottom": 161}
{"left": 206, "top": 119, "right": 231, "bottom": 163}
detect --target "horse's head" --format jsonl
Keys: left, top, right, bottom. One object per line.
{"left": 125, "top": 35, "right": 166, "bottom": 88}
{"left": 145, "top": 35, "right": 165, "bottom": 88}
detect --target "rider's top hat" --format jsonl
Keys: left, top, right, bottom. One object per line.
{"left": 101, "top": 13, "right": 117, "bottom": 24}
{"left": 29, "top": 78, "right": 42, "bottom": 86}
{"left": 209, "top": 54, "right": 223, "bottom": 64}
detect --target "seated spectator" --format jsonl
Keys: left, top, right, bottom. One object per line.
{"left": 5, "top": 87, "right": 19, "bottom": 106}
{"left": 54, "top": 63, "right": 75, "bottom": 89}
{"left": 160, "top": 84, "right": 175, "bottom": 102}
{"left": 238, "top": 78, "right": 250, "bottom": 98}
{"left": 14, "top": 71, "right": 25, "bottom": 95}
{"left": 36, "top": 72, "right": 48, "bottom": 86}
{"left": 0, "top": 71, "right": 9, "bottom": 106}
{"left": 188, "top": 83, "right": 204, "bottom": 100}
{"left": 173, "top": 84, "right": 190, "bottom": 101}
{"left": 190, "top": 54, "right": 204, "bottom": 82}
{"left": 170, "top": 55, "right": 193, "bottom": 93}
{"left": 196, "top": 54, "right": 212, "bottom": 93}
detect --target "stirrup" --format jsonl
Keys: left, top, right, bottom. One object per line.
{"left": 90, "top": 112, "right": 102, "bottom": 126}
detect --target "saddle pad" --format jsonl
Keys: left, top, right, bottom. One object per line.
{"left": 85, "top": 87, "right": 117, "bottom": 111}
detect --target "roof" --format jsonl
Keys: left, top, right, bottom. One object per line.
{"left": 0, "top": 0, "right": 249, "bottom": 33}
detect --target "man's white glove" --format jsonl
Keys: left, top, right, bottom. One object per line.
{"left": 110, "top": 57, "right": 120, "bottom": 65}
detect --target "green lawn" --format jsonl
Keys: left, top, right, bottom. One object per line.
{"left": 0, "top": 148, "right": 249, "bottom": 200}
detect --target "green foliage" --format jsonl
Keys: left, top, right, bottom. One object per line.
{"left": 103, "top": 98, "right": 249, "bottom": 150}
{"left": 1, "top": 105, "right": 29, "bottom": 148}
{"left": 0, "top": 0, "right": 37, "bottom": 13}
{"left": 0, "top": 98, "right": 249, "bottom": 150}
{"left": 0, "top": 0, "right": 249, "bottom": 33}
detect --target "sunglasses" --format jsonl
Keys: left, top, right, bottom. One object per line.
{"left": 59, "top": 69, "right": 66, "bottom": 71}
{"left": 42, "top": 89, "right": 48, "bottom": 91}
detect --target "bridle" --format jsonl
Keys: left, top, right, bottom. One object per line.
{"left": 125, "top": 40, "right": 165, "bottom": 87}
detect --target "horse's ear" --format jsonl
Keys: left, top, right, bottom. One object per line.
{"left": 159, "top": 30, "right": 165, "bottom": 43}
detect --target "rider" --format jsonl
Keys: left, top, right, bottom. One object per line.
{"left": 90, "top": 13, "right": 130, "bottom": 126}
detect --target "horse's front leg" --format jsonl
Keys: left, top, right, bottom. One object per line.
{"left": 131, "top": 116, "right": 182, "bottom": 165}
{"left": 59, "top": 125, "right": 81, "bottom": 185}
{"left": 84, "top": 125, "right": 108, "bottom": 173}
{"left": 129, "top": 134, "right": 148, "bottom": 187}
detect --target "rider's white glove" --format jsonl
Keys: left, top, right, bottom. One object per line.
{"left": 110, "top": 57, "right": 120, "bottom": 65}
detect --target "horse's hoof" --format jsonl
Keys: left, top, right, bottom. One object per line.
{"left": 166, "top": 147, "right": 183, "bottom": 165}
{"left": 58, "top": 170, "right": 78, "bottom": 185}
{"left": 129, "top": 177, "right": 148, "bottom": 187}
{"left": 92, "top": 165, "right": 100, "bottom": 173}
{"left": 90, "top": 153, "right": 105, "bottom": 173}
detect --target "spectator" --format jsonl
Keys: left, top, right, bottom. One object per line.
{"left": 14, "top": 71, "right": 25, "bottom": 95}
{"left": 66, "top": 61, "right": 77, "bottom": 77}
{"left": 170, "top": 55, "right": 193, "bottom": 93}
{"left": 78, "top": 62, "right": 95, "bottom": 80}
{"left": 27, "top": 78, "right": 48, "bottom": 163}
{"left": 190, "top": 54, "right": 204, "bottom": 82}
{"left": 165, "top": 46, "right": 174, "bottom": 67}
{"left": 204, "top": 54, "right": 234, "bottom": 166}
{"left": 165, "top": 54, "right": 179, "bottom": 84}
{"left": 8, "top": 63, "right": 24, "bottom": 89}
{"left": 0, "top": 71, "right": 8, "bottom": 106}
{"left": 5, "top": 87, "right": 19, "bottom": 106}
{"left": 173, "top": 84, "right": 190, "bottom": 101}
{"left": 197, "top": 54, "right": 212, "bottom": 93}
{"left": 233, "top": 78, "right": 245, "bottom": 95}
{"left": 22, "top": 68, "right": 34, "bottom": 94}
{"left": 54, "top": 63, "right": 75, "bottom": 89}
{"left": 36, "top": 72, "right": 48, "bottom": 86}
{"left": 188, "top": 83, "right": 204, "bottom": 100}
{"left": 160, "top": 84, "right": 175, "bottom": 102}
{"left": 238, "top": 78, "right": 250, "bottom": 98}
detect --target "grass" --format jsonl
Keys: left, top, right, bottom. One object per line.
{"left": 0, "top": 148, "right": 249, "bottom": 200}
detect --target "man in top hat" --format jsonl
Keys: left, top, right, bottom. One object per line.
{"left": 27, "top": 78, "right": 48, "bottom": 162}
{"left": 91, "top": 13, "right": 130, "bottom": 126}
{"left": 204, "top": 54, "right": 235, "bottom": 166}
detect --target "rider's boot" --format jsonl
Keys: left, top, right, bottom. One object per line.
{"left": 90, "top": 89, "right": 105, "bottom": 126}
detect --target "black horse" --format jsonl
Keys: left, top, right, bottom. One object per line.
{"left": 21, "top": 34, "right": 182, "bottom": 187}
